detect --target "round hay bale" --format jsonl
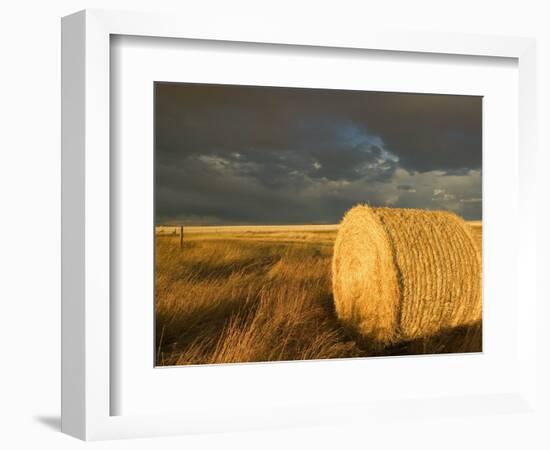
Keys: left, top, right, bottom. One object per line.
{"left": 332, "top": 205, "right": 481, "bottom": 347}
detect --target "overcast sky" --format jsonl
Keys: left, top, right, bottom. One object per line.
{"left": 155, "top": 82, "right": 482, "bottom": 225}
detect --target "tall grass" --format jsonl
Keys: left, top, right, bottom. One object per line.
{"left": 156, "top": 224, "right": 482, "bottom": 366}
{"left": 156, "top": 233, "right": 361, "bottom": 365}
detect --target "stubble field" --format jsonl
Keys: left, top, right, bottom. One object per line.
{"left": 155, "top": 222, "right": 482, "bottom": 366}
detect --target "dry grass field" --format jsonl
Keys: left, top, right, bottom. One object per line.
{"left": 155, "top": 218, "right": 482, "bottom": 366}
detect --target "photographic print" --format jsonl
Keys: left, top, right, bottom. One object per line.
{"left": 154, "top": 83, "right": 482, "bottom": 366}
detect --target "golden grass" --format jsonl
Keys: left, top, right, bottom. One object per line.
{"left": 468, "top": 222, "right": 483, "bottom": 253}
{"left": 332, "top": 205, "right": 482, "bottom": 349}
{"left": 156, "top": 230, "right": 361, "bottom": 365}
{"left": 156, "top": 224, "right": 338, "bottom": 234}
{"left": 156, "top": 218, "right": 482, "bottom": 366}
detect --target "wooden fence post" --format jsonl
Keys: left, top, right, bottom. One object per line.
{"left": 180, "top": 225, "right": 184, "bottom": 249}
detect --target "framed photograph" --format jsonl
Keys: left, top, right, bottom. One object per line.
{"left": 62, "top": 9, "right": 538, "bottom": 441}
{"left": 153, "top": 82, "right": 484, "bottom": 367}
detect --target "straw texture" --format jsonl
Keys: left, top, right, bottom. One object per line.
{"left": 332, "top": 205, "right": 482, "bottom": 346}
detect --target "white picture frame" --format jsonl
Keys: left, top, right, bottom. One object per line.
{"left": 61, "top": 9, "right": 538, "bottom": 441}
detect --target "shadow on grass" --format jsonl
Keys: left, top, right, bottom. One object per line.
{"left": 354, "top": 321, "right": 483, "bottom": 357}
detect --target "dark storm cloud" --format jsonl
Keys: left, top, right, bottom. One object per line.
{"left": 155, "top": 83, "right": 482, "bottom": 224}
{"left": 397, "top": 184, "right": 414, "bottom": 191}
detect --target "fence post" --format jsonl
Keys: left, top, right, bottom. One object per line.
{"left": 180, "top": 225, "right": 184, "bottom": 249}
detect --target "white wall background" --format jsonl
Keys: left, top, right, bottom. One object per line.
{"left": 0, "top": 1, "right": 548, "bottom": 449}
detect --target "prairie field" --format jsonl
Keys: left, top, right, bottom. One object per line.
{"left": 155, "top": 221, "right": 482, "bottom": 366}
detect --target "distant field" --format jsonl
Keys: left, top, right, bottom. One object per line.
{"left": 156, "top": 222, "right": 481, "bottom": 250}
{"left": 468, "top": 221, "right": 482, "bottom": 253}
{"left": 155, "top": 224, "right": 338, "bottom": 244}
{"left": 156, "top": 224, "right": 339, "bottom": 234}
{"left": 155, "top": 221, "right": 482, "bottom": 366}
{"left": 156, "top": 222, "right": 480, "bottom": 233}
